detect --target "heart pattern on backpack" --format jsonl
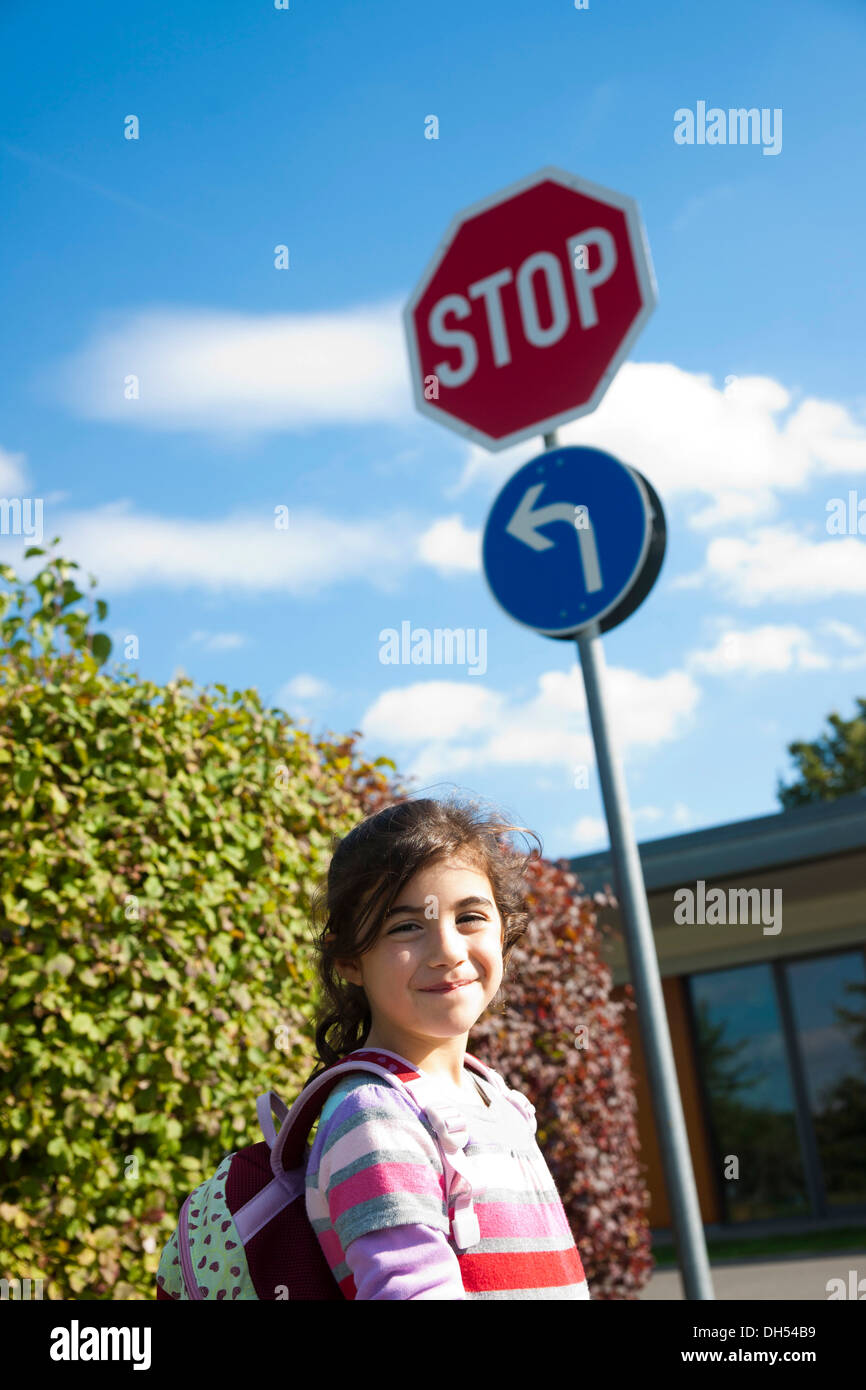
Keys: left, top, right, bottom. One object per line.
{"left": 156, "top": 1156, "right": 251, "bottom": 1301}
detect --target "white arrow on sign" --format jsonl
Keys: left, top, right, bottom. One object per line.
{"left": 505, "top": 483, "right": 603, "bottom": 592}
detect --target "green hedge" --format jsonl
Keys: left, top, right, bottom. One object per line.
{"left": 0, "top": 545, "right": 397, "bottom": 1297}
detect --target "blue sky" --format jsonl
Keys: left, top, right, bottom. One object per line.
{"left": 2, "top": 0, "right": 865, "bottom": 864}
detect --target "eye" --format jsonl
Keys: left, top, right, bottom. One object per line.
{"left": 387, "top": 913, "right": 487, "bottom": 935}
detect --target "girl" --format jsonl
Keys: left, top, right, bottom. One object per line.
{"left": 303, "top": 792, "right": 591, "bottom": 1300}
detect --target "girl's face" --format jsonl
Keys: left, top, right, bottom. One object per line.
{"left": 336, "top": 857, "right": 505, "bottom": 1053}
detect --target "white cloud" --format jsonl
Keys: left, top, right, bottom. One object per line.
{"left": 0, "top": 446, "right": 29, "bottom": 492}
{"left": 45, "top": 300, "right": 866, "bottom": 499}
{"left": 815, "top": 621, "right": 866, "bottom": 669}
{"left": 188, "top": 630, "right": 247, "bottom": 651}
{"left": 687, "top": 489, "right": 777, "bottom": 530}
{"left": 687, "top": 624, "right": 830, "bottom": 675}
{"left": 452, "top": 363, "right": 866, "bottom": 529}
{"left": 568, "top": 800, "right": 694, "bottom": 851}
{"left": 0, "top": 500, "right": 421, "bottom": 596}
{"left": 277, "top": 674, "right": 333, "bottom": 702}
{"left": 0, "top": 489, "right": 491, "bottom": 596}
{"left": 359, "top": 663, "right": 700, "bottom": 784}
{"left": 361, "top": 680, "right": 504, "bottom": 745}
{"left": 672, "top": 183, "right": 738, "bottom": 234}
{"left": 45, "top": 300, "right": 412, "bottom": 433}
{"left": 679, "top": 527, "right": 866, "bottom": 604}
{"left": 602, "top": 666, "right": 701, "bottom": 748}
{"left": 571, "top": 816, "right": 608, "bottom": 849}
{"left": 819, "top": 619, "right": 864, "bottom": 649}
{"left": 687, "top": 619, "right": 866, "bottom": 676}
{"left": 417, "top": 515, "right": 481, "bottom": 574}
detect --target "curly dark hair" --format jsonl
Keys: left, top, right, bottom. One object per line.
{"left": 303, "top": 791, "right": 541, "bottom": 1086}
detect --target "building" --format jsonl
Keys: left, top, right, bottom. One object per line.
{"left": 570, "top": 789, "right": 866, "bottom": 1239}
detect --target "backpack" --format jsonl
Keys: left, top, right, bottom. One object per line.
{"left": 155, "top": 1045, "right": 537, "bottom": 1300}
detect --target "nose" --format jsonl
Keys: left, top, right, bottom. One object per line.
{"left": 426, "top": 917, "right": 469, "bottom": 967}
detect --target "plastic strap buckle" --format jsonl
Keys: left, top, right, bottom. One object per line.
{"left": 424, "top": 1103, "right": 469, "bottom": 1155}
{"left": 450, "top": 1202, "right": 481, "bottom": 1251}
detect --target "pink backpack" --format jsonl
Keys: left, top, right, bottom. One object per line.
{"left": 156, "top": 1045, "right": 536, "bottom": 1300}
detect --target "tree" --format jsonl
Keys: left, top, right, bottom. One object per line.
{"left": 776, "top": 696, "right": 866, "bottom": 808}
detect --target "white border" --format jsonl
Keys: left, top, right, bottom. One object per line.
{"left": 402, "top": 165, "right": 658, "bottom": 452}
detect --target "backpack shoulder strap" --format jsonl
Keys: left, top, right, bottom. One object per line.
{"left": 256, "top": 1091, "right": 290, "bottom": 1148}
{"left": 265, "top": 1050, "right": 428, "bottom": 1176}
{"left": 463, "top": 1053, "right": 538, "bottom": 1134}
{"left": 261, "top": 1048, "right": 483, "bottom": 1248}
{"left": 234, "top": 1055, "right": 434, "bottom": 1252}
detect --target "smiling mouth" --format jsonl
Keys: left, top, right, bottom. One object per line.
{"left": 419, "top": 980, "right": 479, "bottom": 993}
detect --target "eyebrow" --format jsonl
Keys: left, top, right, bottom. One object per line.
{"left": 384, "top": 895, "right": 494, "bottom": 919}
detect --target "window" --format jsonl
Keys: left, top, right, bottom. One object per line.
{"left": 689, "top": 963, "right": 808, "bottom": 1222}
{"left": 787, "top": 950, "right": 866, "bottom": 1209}
{"left": 688, "top": 948, "right": 866, "bottom": 1224}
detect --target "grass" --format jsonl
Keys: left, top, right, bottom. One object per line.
{"left": 651, "top": 1225, "right": 866, "bottom": 1268}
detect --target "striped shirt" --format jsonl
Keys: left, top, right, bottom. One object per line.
{"left": 304, "top": 1067, "right": 591, "bottom": 1300}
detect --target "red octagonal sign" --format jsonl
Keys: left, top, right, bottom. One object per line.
{"left": 403, "top": 166, "right": 657, "bottom": 452}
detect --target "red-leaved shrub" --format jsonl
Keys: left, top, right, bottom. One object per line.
{"left": 469, "top": 851, "right": 654, "bottom": 1299}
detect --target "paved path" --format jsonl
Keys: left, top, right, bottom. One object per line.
{"left": 637, "top": 1249, "right": 866, "bottom": 1300}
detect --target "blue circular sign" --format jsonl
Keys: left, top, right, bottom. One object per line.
{"left": 482, "top": 446, "right": 653, "bottom": 637}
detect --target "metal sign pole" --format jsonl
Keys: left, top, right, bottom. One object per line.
{"left": 543, "top": 428, "right": 715, "bottom": 1301}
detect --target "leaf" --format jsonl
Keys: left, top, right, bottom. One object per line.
{"left": 47, "top": 784, "right": 70, "bottom": 814}
{"left": 61, "top": 581, "right": 84, "bottom": 605}
{"left": 13, "top": 766, "right": 38, "bottom": 794}
{"left": 91, "top": 633, "right": 112, "bottom": 664}
{"left": 45, "top": 954, "right": 76, "bottom": 978}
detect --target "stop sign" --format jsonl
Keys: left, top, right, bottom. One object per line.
{"left": 403, "top": 166, "right": 657, "bottom": 451}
